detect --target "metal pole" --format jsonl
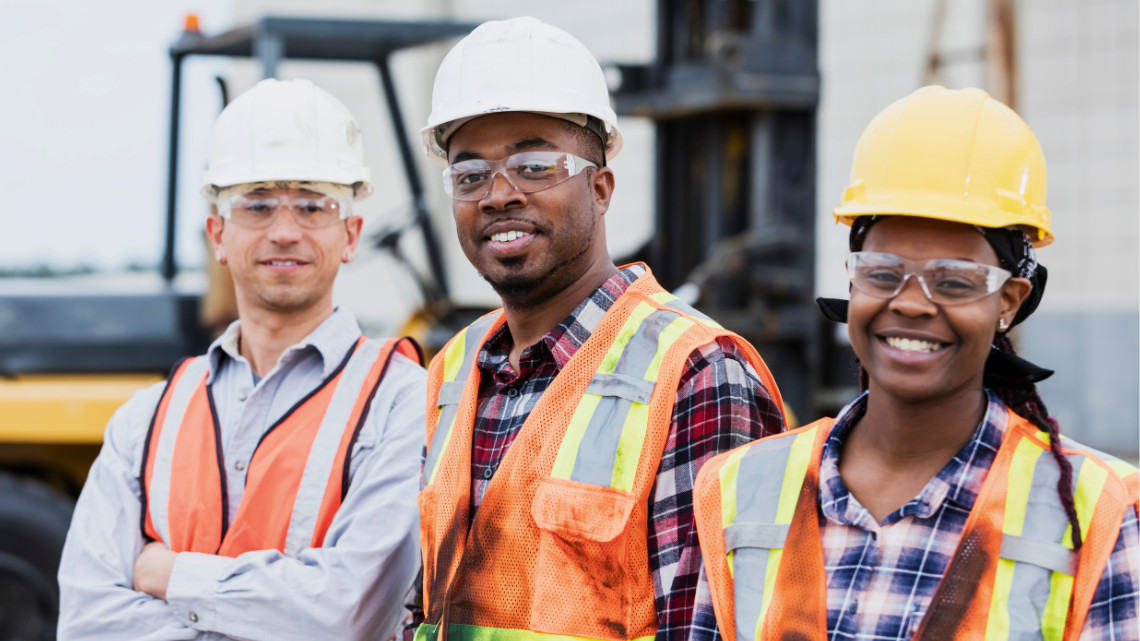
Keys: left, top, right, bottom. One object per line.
{"left": 162, "top": 55, "right": 183, "bottom": 282}
{"left": 377, "top": 56, "right": 449, "bottom": 300}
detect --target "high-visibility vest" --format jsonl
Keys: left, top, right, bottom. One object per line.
{"left": 140, "top": 337, "right": 420, "bottom": 557}
{"left": 416, "top": 267, "right": 784, "bottom": 641}
{"left": 693, "top": 411, "right": 1139, "bottom": 641}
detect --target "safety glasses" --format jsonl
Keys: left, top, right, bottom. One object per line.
{"left": 847, "top": 251, "right": 1012, "bottom": 305}
{"left": 218, "top": 191, "right": 349, "bottom": 229}
{"left": 441, "top": 151, "right": 597, "bottom": 201}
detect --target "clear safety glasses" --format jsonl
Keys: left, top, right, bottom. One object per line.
{"left": 847, "top": 251, "right": 1013, "bottom": 305}
{"left": 218, "top": 191, "right": 349, "bottom": 229}
{"left": 441, "top": 151, "right": 597, "bottom": 201}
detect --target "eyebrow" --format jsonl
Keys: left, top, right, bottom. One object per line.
{"left": 450, "top": 137, "right": 560, "bottom": 163}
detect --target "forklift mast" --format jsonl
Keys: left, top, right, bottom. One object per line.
{"left": 614, "top": 0, "right": 851, "bottom": 420}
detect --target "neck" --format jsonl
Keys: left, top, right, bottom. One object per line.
{"left": 237, "top": 303, "right": 335, "bottom": 377}
{"left": 849, "top": 384, "right": 988, "bottom": 468}
{"left": 502, "top": 259, "right": 618, "bottom": 369}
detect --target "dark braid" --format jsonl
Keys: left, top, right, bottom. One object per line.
{"left": 989, "top": 334, "right": 1083, "bottom": 549}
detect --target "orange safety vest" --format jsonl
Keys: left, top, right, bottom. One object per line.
{"left": 694, "top": 410, "right": 1139, "bottom": 641}
{"left": 416, "top": 266, "right": 784, "bottom": 641}
{"left": 140, "top": 336, "right": 420, "bottom": 557}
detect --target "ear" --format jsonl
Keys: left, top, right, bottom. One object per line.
{"left": 205, "top": 214, "right": 226, "bottom": 264}
{"left": 998, "top": 276, "right": 1033, "bottom": 327}
{"left": 342, "top": 216, "right": 364, "bottom": 263}
{"left": 590, "top": 166, "right": 615, "bottom": 216}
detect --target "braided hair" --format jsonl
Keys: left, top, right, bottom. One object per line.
{"left": 848, "top": 216, "right": 1083, "bottom": 548}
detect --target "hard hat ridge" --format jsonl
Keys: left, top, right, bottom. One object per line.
{"left": 202, "top": 78, "right": 373, "bottom": 202}
{"left": 421, "top": 16, "right": 623, "bottom": 166}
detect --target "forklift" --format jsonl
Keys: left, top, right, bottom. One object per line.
{"left": 0, "top": 16, "right": 475, "bottom": 639}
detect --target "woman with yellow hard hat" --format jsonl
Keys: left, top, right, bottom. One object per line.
{"left": 691, "top": 86, "right": 1139, "bottom": 641}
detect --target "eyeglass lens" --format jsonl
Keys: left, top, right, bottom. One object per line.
{"left": 442, "top": 151, "right": 594, "bottom": 201}
{"left": 848, "top": 251, "right": 1011, "bottom": 304}
{"left": 227, "top": 194, "right": 343, "bottom": 229}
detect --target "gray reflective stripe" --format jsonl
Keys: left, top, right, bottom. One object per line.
{"left": 584, "top": 373, "right": 655, "bottom": 404}
{"left": 1003, "top": 448, "right": 1083, "bottom": 637}
{"left": 283, "top": 339, "right": 380, "bottom": 557}
{"left": 729, "top": 433, "right": 802, "bottom": 641}
{"left": 662, "top": 297, "right": 716, "bottom": 324}
{"left": 422, "top": 315, "right": 498, "bottom": 488}
{"left": 724, "top": 522, "right": 790, "bottom": 552}
{"left": 1001, "top": 534, "right": 1078, "bottom": 575}
{"left": 148, "top": 357, "right": 211, "bottom": 545}
{"left": 568, "top": 309, "right": 677, "bottom": 486}
{"left": 437, "top": 381, "right": 467, "bottom": 407}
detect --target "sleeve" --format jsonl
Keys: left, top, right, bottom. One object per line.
{"left": 650, "top": 337, "right": 784, "bottom": 641}
{"left": 57, "top": 382, "right": 201, "bottom": 641}
{"left": 1080, "top": 503, "right": 1139, "bottom": 641}
{"left": 162, "top": 354, "right": 427, "bottom": 641}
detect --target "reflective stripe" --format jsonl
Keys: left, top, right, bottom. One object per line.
{"left": 283, "top": 339, "right": 379, "bottom": 557}
{"left": 648, "top": 291, "right": 724, "bottom": 329}
{"left": 424, "top": 316, "right": 497, "bottom": 487}
{"left": 415, "top": 623, "right": 654, "bottom": 641}
{"left": 1106, "top": 459, "right": 1139, "bottom": 478}
{"left": 147, "top": 357, "right": 210, "bottom": 545}
{"left": 1000, "top": 535, "right": 1077, "bottom": 575}
{"left": 724, "top": 523, "right": 789, "bottom": 552}
{"left": 719, "top": 445, "right": 751, "bottom": 575}
{"left": 553, "top": 305, "right": 695, "bottom": 490}
{"left": 985, "top": 437, "right": 1044, "bottom": 641}
{"left": 719, "top": 429, "right": 815, "bottom": 641}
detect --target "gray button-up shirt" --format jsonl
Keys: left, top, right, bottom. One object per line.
{"left": 58, "top": 308, "right": 426, "bottom": 641}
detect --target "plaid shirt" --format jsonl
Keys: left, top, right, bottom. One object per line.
{"left": 468, "top": 264, "right": 784, "bottom": 641}
{"left": 691, "top": 390, "right": 1140, "bottom": 641}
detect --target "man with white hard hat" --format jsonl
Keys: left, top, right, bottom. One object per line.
{"left": 412, "top": 17, "right": 785, "bottom": 641}
{"left": 58, "top": 78, "right": 425, "bottom": 641}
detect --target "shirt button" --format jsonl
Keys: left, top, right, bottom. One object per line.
{"left": 189, "top": 611, "right": 199, "bottom": 623}
{"left": 505, "top": 387, "right": 519, "bottom": 398}
{"left": 847, "top": 600, "right": 858, "bottom": 614}
{"left": 234, "top": 460, "right": 246, "bottom": 471}
{"left": 238, "top": 391, "right": 249, "bottom": 402}
{"left": 483, "top": 467, "right": 493, "bottom": 479}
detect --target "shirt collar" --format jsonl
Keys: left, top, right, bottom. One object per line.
{"left": 819, "top": 389, "right": 1010, "bottom": 527}
{"left": 205, "top": 307, "right": 362, "bottom": 383}
{"left": 480, "top": 264, "right": 645, "bottom": 372}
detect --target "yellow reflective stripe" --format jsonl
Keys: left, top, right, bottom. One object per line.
{"left": 650, "top": 292, "right": 677, "bottom": 305}
{"left": 611, "top": 402, "right": 651, "bottom": 491}
{"left": 549, "top": 394, "right": 604, "bottom": 480}
{"left": 415, "top": 622, "right": 655, "bottom": 641}
{"left": 1041, "top": 572, "right": 1074, "bottom": 640}
{"left": 755, "top": 429, "right": 816, "bottom": 627}
{"left": 643, "top": 317, "right": 695, "bottom": 381}
{"left": 600, "top": 302, "right": 657, "bottom": 374}
{"left": 427, "top": 413, "right": 459, "bottom": 485}
{"left": 1107, "top": 459, "right": 1139, "bottom": 479}
{"left": 442, "top": 328, "right": 468, "bottom": 382}
{"left": 719, "top": 446, "right": 751, "bottom": 576}
{"left": 985, "top": 438, "right": 1045, "bottom": 641}
{"left": 1068, "top": 458, "right": 1109, "bottom": 547}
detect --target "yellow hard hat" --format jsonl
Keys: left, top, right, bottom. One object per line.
{"left": 834, "top": 86, "right": 1053, "bottom": 247}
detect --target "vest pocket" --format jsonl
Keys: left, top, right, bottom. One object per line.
{"left": 530, "top": 477, "right": 636, "bottom": 638}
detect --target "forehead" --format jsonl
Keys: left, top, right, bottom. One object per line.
{"left": 447, "top": 112, "right": 576, "bottom": 160}
{"left": 862, "top": 216, "right": 1001, "bottom": 264}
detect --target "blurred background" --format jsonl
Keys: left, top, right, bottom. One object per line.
{"left": 0, "top": 0, "right": 1135, "bottom": 638}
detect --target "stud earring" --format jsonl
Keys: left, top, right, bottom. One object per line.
{"left": 998, "top": 318, "right": 1009, "bottom": 331}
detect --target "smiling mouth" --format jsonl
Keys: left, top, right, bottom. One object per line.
{"left": 884, "top": 336, "right": 945, "bottom": 353}
{"left": 488, "top": 230, "right": 533, "bottom": 243}
{"left": 262, "top": 259, "right": 306, "bottom": 266}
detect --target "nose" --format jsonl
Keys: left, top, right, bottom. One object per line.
{"left": 479, "top": 172, "right": 527, "bottom": 214}
{"left": 887, "top": 274, "right": 938, "bottom": 317}
{"left": 264, "top": 206, "right": 304, "bottom": 242}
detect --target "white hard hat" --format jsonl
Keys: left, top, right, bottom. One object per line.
{"left": 202, "top": 78, "right": 373, "bottom": 202}
{"left": 421, "top": 16, "right": 623, "bottom": 166}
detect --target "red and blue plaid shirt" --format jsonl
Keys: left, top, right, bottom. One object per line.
{"left": 469, "top": 264, "right": 784, "bottom": 641}
{"left": 691, "top": 390, "right": 1140, "bottom": 641}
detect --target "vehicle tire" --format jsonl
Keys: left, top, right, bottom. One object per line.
{"left": 0, "top": 472, "right": 74, "bottom": 641}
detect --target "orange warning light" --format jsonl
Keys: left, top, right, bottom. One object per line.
{"left": 184, "top": 13, "right": 201, "bottom": 33}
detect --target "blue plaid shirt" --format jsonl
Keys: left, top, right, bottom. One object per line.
{"left": 691, "top": 390, "right": 1139, "bottom": 641}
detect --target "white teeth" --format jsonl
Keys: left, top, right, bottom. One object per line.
{"left": 490, "top": 230, "right": 531, "bottom": 243}
{"left": 885, "top": 336, "right": 943, "bottom": 353}
{"left": 267, "top": 260, "right": 300, "bottom": 266}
